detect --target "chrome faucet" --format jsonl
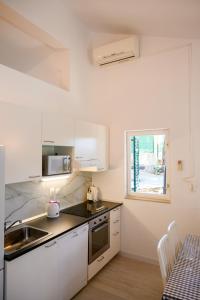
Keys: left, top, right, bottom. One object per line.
{"left": 4, "top": 220, "right": 22, "bottom": 232}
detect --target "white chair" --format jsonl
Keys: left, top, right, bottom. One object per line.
{"left": 167, "top": 221, "right": 182, "bottom": 267}
{"left": 157, "top": 234, "right": 171, "bottom": 286}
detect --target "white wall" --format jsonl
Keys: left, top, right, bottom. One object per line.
{"left": 0, "top": 0, "right": 92, "bottom": 117}
{"left": 2, "top": 1, "right": 200, "bottom": 263}
{"left": 90, "top": 35, "right": 200, "bottom": 261}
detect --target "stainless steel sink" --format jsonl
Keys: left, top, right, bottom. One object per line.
{"left": 5, "top": 225, "right": 50, "bottom": 254}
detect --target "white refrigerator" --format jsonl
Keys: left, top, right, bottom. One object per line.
{"left": 0, "top": 146, "right": 5, "bottom": 300}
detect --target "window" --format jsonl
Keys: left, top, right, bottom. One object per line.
{"left": 125, "top": 129, "right": 170, "bottom": 202}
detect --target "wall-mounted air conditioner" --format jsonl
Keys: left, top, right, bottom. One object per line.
{"left": 92, "top": 36, "right": 139, "bottom": 66}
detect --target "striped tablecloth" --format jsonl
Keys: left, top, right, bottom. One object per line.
{"left": 162, "top": 235, "right": 200, "bottom": 300}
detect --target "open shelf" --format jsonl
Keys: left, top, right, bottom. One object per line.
{"left": 0, "top": 2, "right": 69, "bottom": 91}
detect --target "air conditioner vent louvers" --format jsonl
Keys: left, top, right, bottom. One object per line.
{"left": 93, "top": 36, "right": 139, "bottom": 66}
{"left": 99, "top": 56, "right": 135, "bottom": 66}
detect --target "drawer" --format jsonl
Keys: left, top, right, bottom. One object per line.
{"left": 110, "top": 206, "right": 121, "bottom": 221}
{"left": 110, "top": 231, "right": 120, "bottom": 258}
{"left": 88, "top": 248, "right": 110, "bottom": 280}
{"left": 110, "top": 220, "right": 120, "bottom": 235}
{"left": 111, "top": 218, "right": 120, "bottom": 226}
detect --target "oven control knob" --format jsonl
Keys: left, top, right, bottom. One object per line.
{"left": 99, "top": 219, "right": 102, "bottom": 222}
{"left": 94, "top": 222, "right": 97, "bottom": 224}
{"left": 104, "top": 216, "right": 106, "bottom": 219}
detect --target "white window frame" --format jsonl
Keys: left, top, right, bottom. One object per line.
{"left": 125, "top": 128, "right": 170, "bottom": 203}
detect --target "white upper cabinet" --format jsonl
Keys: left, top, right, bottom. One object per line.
{"left": 0, "top": 102, "right": 42, "bottom": 184}
{"left": 96, "top": 124, "right": 108, "bottom": 171}
{"left": 42, "top": 112, "right": 74, "bottom": 146}
{"left": 75, "top": 120, "right": 97, "bottom": 161}
{"left": 75, "top": 120, "right": 108, "bottom": 172}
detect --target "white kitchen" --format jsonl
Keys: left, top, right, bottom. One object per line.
{"left": 1, "top": 1, "right": 200, "bottom": 300}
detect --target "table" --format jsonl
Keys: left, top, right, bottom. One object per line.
{"left": 162, "top": 234, "right": 200, "bottom": 300}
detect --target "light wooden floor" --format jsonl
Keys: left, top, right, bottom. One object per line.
{"left": 74, "top": 255, "right": 163, "bottom": 300}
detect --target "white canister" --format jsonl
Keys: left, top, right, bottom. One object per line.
{"left": 47, "top": 201, "right": 60, "bottom": 218}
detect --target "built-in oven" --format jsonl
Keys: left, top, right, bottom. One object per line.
{"left": 88, "top": 212, "right": 110, "bottom": 264}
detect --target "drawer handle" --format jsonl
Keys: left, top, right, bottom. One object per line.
{"left": 113, "top": 232, "right": 120, "bottom": 236}
{"left": 113, "top": 220, "right": 120, "bottom": 224}
{"left": 97, "top": 256, "right": 104, "bottom": 262}
{"left": 113, "top": 208, "right": 119, "bottom": 212}
{"left": 29, "top": 175, "right": 41, "bottom": 179}
{"left": 71, "top": 233, "right": 78, "bottom": 239}
{"left": 43, "top": 140, "right": 55, "bottom": 143}
{"left": 75, "top": 156, "right": 84, "bottom": 159}
{"left": 45, "top": 241, "right": 56, "bottom": 248}
{"left": 86, "top": 158, "right": 97, "bottom": 161}
{"left": 98, "top": 168, "right": 105, "bottom": 171}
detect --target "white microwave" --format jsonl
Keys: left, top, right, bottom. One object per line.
{"left": 42, "top": 155, "right": 71, "bottom": 176}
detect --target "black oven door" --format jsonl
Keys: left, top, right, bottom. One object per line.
{"left": 89, "top": 221, "right": 110, "bottom": 264}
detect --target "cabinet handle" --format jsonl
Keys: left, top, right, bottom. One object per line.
{"left": 29, "top": 175, "right": 41, "bottom": 179}
{"left": 98, "top": 168, "right": 105, "bottom": 171}
{"left": 87, "top": 159, "right": 97, "bottom": 161}
{"left": 113, "top": 208, "right": 119, "bottom": 212}
{"left": 97, "top": 256, "right": 104, "bottom": 262}
{"left": 113, "top": 220, "right": 120, "bottom": 224}
{"left": 71, "top": 233, "right": 78, "bottom": 239}
{"left": 75, "top": 156, "right": 84, "bottom": 159}
{"left": 113, "top": 232, "right": 120, "bottom": 236}
{"left": 45, "top": 241, "right": 56, "bottom": 248}
{"left": 43, "top": 140, "right": 55, "bottom": 144}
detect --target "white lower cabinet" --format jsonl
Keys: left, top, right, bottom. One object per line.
{"left": 88, "top": 206, "right": 121, "bottom": 280}
{"left": 5, "top": 224, "right": 88, "bottom": 300}
{"left": 57, "top": 224, "right": 88, "bottom": 300}
{"left": 109, "top": 207, "right": 121, "bottom": 258}
{"left": 5, "top": 239, "right": 59, "bottom": 300}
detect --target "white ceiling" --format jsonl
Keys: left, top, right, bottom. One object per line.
{"left": 69, "top": 0, "right": 200, "bottom": 39}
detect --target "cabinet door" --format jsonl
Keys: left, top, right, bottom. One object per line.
{"left": 0, "top": 102, "right": 42, "bottom": 184}
{"left": 57, "top": 224, "right": 88, "bottom": 300}
{"left": 75, "top": 120, "right": 97, "bottom": 160}
{"left": 110, "top": 207, "right": 121, "bottom": 258}
{"left": 0, "top": 271, "right": 3, "bottom": 300}
{"left": 42, "top": 112, "right": 74, "bottom": 146}
{"left": 75, "top": 120, "right": 108, "bottom": 172}
{"left": 5, "top": 240, "right": 58, "bottom": 300}
{"left": 96, "top": 124, "right": 108, "bottom": 171}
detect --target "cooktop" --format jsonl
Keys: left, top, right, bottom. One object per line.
{"left": 61, "top": 201, "right": 107, "bottom": 218}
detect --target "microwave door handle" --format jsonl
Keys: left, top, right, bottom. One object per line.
{"left": 63, "top": 156, "right": 67, "bottom": 171}
{"left": 92, "top": 222, "right": 108, "bottom": 233}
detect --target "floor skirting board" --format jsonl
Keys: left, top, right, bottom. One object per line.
{"left": 120, "top": 251, "right": 158, "bottom": 265}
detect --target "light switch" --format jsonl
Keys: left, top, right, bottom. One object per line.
{"left": 177, "top": 160, "right": 183, "bottom": 171}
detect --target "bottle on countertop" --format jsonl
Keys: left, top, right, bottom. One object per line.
{"left": 87, "top": 187, "right": 93, "bottom": 201}
{"left": 91, "top": 185, "right": 98, "bottom": 202}
{"left": 87, "top": 185, "right": 98, "bottom": 202}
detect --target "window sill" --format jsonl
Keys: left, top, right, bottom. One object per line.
{"left": 125, "top": 194, "right": 170, "bottom": 204}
